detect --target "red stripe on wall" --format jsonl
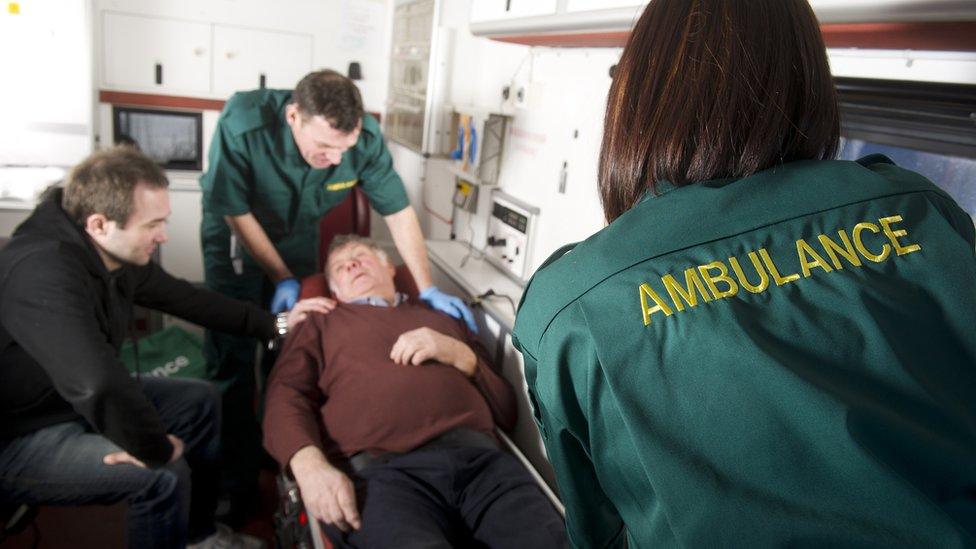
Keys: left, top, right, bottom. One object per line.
{"left": 488, "top": 21, "right": 976, "bottom": 51}
{"left": 99, "top": 90, "right": 227, "bottom": 111}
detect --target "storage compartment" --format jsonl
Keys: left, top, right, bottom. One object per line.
{"left": 101, "top": 12, "right": 211, "bottom": 95}
{"left": 212, "top": 25, "right": 313, "bottom": 99}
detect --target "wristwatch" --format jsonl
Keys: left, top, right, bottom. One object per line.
{"left": 275, "top": 312, "right": 289, "bottom": 338}
{"left": 268, "top": 312, "right": 289, "bottom": 351}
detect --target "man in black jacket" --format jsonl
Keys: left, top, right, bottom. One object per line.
{"left": 0, "top": 147, "right": 333, "bottom": 548}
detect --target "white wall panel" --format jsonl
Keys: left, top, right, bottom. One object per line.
{"left": 0, "top": 0, "right": 93, "bottom": 167}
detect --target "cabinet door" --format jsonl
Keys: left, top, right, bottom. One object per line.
{"left": 470, "top": 0, "right": 558, "bottom": 23}
{"left": 213, "top": 26, "right": 313, "bottom": 99}
{"left": 566, "top": 0, "right": 647, "bottom": 11}
{"left": 102, "top": 12, "right": 211, "bottom": 95}
{"left": 159, "top": 184, "right": 204, "bottom": 283}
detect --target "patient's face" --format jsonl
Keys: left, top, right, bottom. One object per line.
{"left": 327, "top": 243, "right": 396, "bottom": 303}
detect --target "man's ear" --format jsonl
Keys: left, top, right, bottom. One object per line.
{"left": 84, "top": 213, "right": 113, "bottom": 238}
{"left": 285, "top": 103, "right": 301, "bottom": 127}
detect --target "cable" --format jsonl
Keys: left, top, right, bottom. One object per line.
{"left": 459, "top": 210, "right": 487, "bottom": 268}
{"left": 499, "top": 49, "right": 534, "bottom": 111}
{"left": 472, "top": 289, "right": 517, "bottom": 315}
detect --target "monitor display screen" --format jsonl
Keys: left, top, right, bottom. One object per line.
{"left": 113, "top": 107, "right": 203, "bottom": 171}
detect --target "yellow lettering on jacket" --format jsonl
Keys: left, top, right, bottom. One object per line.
{"left": 662, "top": 268, "right": 713, "bottom": 312}
{"left": 818, "top": 231, "right": 862, "bottom": 270}
{"left": 852, "top": 222, "right": 891, "bottom": 263}
{"left": 796, "top": 238, "right": 834, "bottom": 277}
{"left": 699, "top": 261, "right": 739, "bottom": 299}
{"left": 637, "top": 213, "right": 924, "bottom": 327}
{"left": 758, "top": 248, "right": 801, "bottom": 286}
{"left": 879, "top": 215, "right": 922, "bottom": 256}
{"left": 640, "top": 283, "right": 673, "bottom": 326}
{"left": 728, "top": 253, "right": 769, "bottom": 294}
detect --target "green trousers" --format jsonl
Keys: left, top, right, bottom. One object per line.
{"left": 202, "top": 262, "right": 275, "bottom": 506}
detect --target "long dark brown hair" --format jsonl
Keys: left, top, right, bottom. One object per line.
{"left": 599, "top": 0, "right": 839, "bottom": 222}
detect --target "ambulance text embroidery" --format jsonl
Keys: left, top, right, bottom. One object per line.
{"left": 638, "top": 215, "right": 922, "bottom": 326}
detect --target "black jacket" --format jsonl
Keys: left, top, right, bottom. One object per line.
{"left": 0, "top": 189, "right": 274, "bottom": 467}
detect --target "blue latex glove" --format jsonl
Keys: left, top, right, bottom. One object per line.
{"left": 270, "top": 278, "right": 301, "bottom": 314}
{"left": 420, "top": 286, "right": 478, "bottom": 333}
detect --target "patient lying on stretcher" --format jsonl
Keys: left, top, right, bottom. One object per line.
{"left": 263, "top": 234, "right": 567, "bottom": 548}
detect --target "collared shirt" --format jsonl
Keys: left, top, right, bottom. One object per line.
{"left": 348, "top": 292, "right": 408, "bottom": 308}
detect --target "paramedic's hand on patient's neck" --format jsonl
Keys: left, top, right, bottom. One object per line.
{"left": 290, "top": 446, "right": 361, "bottom": 532}
{"left": 103, "top": 434, "right": 184, "bottom": 469}
{"left": 420, "top": 286, "right": 478, "bottom": 333}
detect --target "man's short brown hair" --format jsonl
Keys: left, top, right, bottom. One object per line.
{"left": 599, "top": 0, "right": 839, "bottom": 222}
{"left": 292, "top": 69, "right": 364, "bottom": 133}
{"left": 62, "top": 146, "right": 169, "bottom": 227}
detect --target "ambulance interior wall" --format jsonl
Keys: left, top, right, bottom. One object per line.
{"left": 93, "top": 0, "right": 394, "bottom": 112}
{"left": 383, "top": 11, "right": 976, "bottom": 279}
{"left": 373, "top": 1, "right": 617, "bottom": 272}
{"left": 0, "top": 1, "right": 93, "bottom": 168}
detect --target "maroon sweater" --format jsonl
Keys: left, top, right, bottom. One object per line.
{"left": 263, "top": 300, "right": 517, "bottom": 468}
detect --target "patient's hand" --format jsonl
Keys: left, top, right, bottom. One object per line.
{"left": 287, "top": 297, "right": 337, "bottom": 327}
{"left": 291, "top": 446, "right": 361, "bottom": 532}
{"left": 390, "top": 327, "right": 477, "bottom": 377}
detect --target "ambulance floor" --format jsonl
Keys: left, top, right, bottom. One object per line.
{"left": 2, "top": 470, "right": 278, "bottom": 548}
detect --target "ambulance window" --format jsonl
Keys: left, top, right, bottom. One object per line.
{"left": 838, "top": 138, "right": 976, "bottom": 215}
{"left": 836, "top": 77, "right": 976, "bottom": 215}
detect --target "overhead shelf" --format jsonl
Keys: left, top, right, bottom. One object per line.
{"left": 470, "top": 0, "right": 976, "bottom": 51}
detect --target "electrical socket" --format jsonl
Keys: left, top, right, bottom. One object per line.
{"left": 514, "top": 84, "right": 528, "bottom": 108}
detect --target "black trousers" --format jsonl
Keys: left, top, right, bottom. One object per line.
{"left": 324, "top": 446, "right": 568, "bottom": 549}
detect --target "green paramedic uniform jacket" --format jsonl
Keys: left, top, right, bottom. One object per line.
{"left": 512, "top": 156, "right": 976, "bottom": 548}
{"left": 200, "top": 89, "right": 410, "bottom": 280}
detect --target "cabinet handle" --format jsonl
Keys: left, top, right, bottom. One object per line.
{"left": 259, "top": 73, "right": 267, "bottom": 88}
{"left": 155, "top": 63, "right": 163, "bottom": 85}
{"left": 225, "top": 51, "right": 237, "bottom": 60}
{"left": 193, "top": 47, "right": 206, "bottom": 56}
{"left": 505, "top": 0, "right": 511, "bottom": 11}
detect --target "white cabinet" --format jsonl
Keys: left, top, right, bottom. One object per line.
{"left": 160, "top": 183, "right": 204, "bottom": 283}
{"left": 102, "top": 12, "right": 211, "bottom": 95}
{"left": 470, "top": 0, "right": 558, "bottom": 23}
{"left": 212, "top": 26, "right": 313, "bottom": 98}
{"left": 101, "top": 13, "right": 313, "bottom": 99}
{"left": 566, "top": 0, "right": 646, "bottom": 11}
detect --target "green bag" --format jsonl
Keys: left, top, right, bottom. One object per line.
{"left": 120, "top": 326, "right": 207, "bottom": 380}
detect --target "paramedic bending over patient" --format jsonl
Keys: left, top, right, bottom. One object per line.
{"left": 512, "top": 0, "right": 976, "bottom": 547}
{"left": 199, "top": 69, "right": 474, "bottom": 518}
